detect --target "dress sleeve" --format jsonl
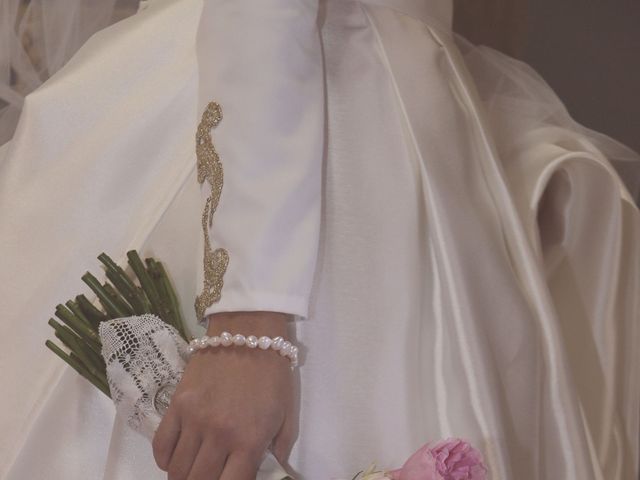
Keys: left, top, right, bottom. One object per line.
{"left": 193, "top": 0, "right": 324, "bottom": 324}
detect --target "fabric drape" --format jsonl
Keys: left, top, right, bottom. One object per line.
{"left": 1, "top": 0, "right": 638, "bottom": 478}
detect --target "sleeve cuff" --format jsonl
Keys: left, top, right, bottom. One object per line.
{"left": 201, "top": 290, "right": 310, "bottom": 327}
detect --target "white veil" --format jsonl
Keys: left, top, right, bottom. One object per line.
{"left": 455, "top": 34, "right": 640, "bottom": 204}
{"left": 0, "top": 0, "right": 138, "bottom": 145}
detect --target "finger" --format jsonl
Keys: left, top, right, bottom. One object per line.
{"left": 186, "top": 439, "right": 228, "bottom": 480}
{"left": 167, "top": 430, "right": 202, "bottom": 480}
{"left": 270, "top": 405, "right": 298, "bottom": 466}
{"left": 152, "top": 410, "right": 181, "bottom": 471}
{"left": 219, "top": 450, "right": 262, "bottom": 480}
{"left": 271, "top": 383, "right": 299, "bottom": 468}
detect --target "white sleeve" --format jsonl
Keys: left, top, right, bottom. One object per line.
{"left": 193, "top": 0, "right": 324, "bottom": 323}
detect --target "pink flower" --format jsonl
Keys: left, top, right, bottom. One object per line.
{"left": 388, "top": 444, "right": 440, "bottom": 480}
{"left": 429, "top": 439, "right": 487, "bottom": 480}
{"left": 388, "top": 438, "right": 487, "bottom": 480}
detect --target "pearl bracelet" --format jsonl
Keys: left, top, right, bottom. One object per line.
{"left": 187, "top": 332, "right": 299, "bottom": 367}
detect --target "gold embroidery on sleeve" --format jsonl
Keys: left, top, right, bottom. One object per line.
{"left": 194, "top": 101, "right": 230, "bottom": 320}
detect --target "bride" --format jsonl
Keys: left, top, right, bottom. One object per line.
{"left": 1, "top": 0, "right": 639, "bottom": 479}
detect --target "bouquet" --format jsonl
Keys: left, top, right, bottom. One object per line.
{"left": 45, "top": 251, "right": 488, "bottom": 480}
{"left": 45, "top": 250, "right": 188, "bottom": 398}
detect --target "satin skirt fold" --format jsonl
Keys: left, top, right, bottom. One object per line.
{"left": 1, "top": 0, "right": 639, "bottom": 479}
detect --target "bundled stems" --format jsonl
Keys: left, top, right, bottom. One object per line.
{"left": 66, "top": 299, "right": 99, "bottom": 332}
{"left": 70, "top": 352, "right": 111, "bottom": 396}
{"left": 76, "top": 294, "right": 108, "bottom": 324}
{"left": 146, "top": 258, "right": 187, "bottom": 340}
{"left": 54, "top": 304, "right": 102, "bottom": 349}
{"left": 45, "top": 340, "right": 110, "bottom": 397}
{"left": 82, "top": 272, "right": 129, "bottom": 318}
{"left": 98, "top": 253, "right": 138, "bottom": 294}
{"left": 127, "top": 250, "right": 164, "bottom": 317}
{"left": 45, "top": 250, "right": 188, "bottom": 400}
{"left": 99, "top": 252, "right": 152, "bottom": 315}
{"left": 103, "top": 282, "right": 135, "bottom": 316}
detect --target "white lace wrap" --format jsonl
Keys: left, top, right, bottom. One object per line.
{"left": 99, "top": 314, "right": 189, "bottom": 439}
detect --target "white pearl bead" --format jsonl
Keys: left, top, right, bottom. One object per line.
{"left": 280, "top": 342, "right": 292, "bottom": 356}
{"left": 258, "top": 336, "right": 272, "bottom": 350}
{"left": 220, "top": 331, "right": 233, "bottom": 346}
{"left": 271, "top": 336, "right": 284, "bottom": 351}
{"left": 188, "top": 332, "right": 299, "bottom": 367}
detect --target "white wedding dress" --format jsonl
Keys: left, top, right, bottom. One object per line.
{"left": 1, "top": 1, "right": 640, "bottom": 479}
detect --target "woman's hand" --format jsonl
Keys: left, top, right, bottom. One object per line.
{"left": 152, "top": 311, "right": 297, "bottom": 480}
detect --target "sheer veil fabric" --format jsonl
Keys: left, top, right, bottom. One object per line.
{"left": 0, "top": 0, "right": 137, "bottom": 145}
{"left": 1, "top": 1, "right": 639, "bottom": 479}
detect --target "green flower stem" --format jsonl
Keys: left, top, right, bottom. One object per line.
{"left": 76, "top": 294, "right": 108, "bottom": 324}
{"left": 50, "top": 319, "right": 83, "bottom": 353}
{"left": 66, "top": 299, "right": 98, "bottom": 332}
{"left": 156, "top": 261, "right": 187, "bottom": 341}
{"left": 105, "top": 269, "right": 148, "bottom": 315}
{"left": 45, "top": 340, "right": 110, "bottom": 398}
{"left": 70, "top": 352, "right": 111, "bottom": 397}
{"left": 49, "top": 317, "right": 102, "bottom": 361}
{"left": 54, "top": 305, "right": 102, "bottom": 349}
{"left": 82, "top": 272, "right": 128, "bottom": 318}
{"left": 80, "top": 337, "right": 106, "bottom": 372}
{"left": 103, "top": 282, "right": 135, "bottom": 316}
{"left": 146, "top": 258, "right": 177, "bottom": 329}
{"left": 48, "top": 319, "right": 108, "bottom": 391}
{"left": 54, "top": 330, "right": 106, "bottom": 384}
{"left": 100, "top": 253, "right": 152, "bottom": 315}
{"left": 127, "top": 250, "right": 163, "bottom": 317}
{"left": 54, "top": 320, "right": 106, "bottom": 371}
{"left": 98, "top": 253, "right": 138, "bottom": 293}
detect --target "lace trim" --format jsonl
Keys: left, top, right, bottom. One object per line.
{"left": 100, "top": 314, "right": 189, "bottom": 438}
{"left": 194, "top": 101, "right": 229, "bottom": 321}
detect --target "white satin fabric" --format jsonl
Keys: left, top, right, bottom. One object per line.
{"left": 0, "top": 0, "right": 137, "bottom": 145}
{"left": 1, "top": 0, "right": 639, "bottom": 479}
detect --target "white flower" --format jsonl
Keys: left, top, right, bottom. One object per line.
{"left": 360, "top": 463, "right": 392, "bottom": 480}
{"left": 332, "top": 462, "right": 393, "bottom": 480}
{"left": 361, "top": 473, "right": 392, "bottom": 480}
